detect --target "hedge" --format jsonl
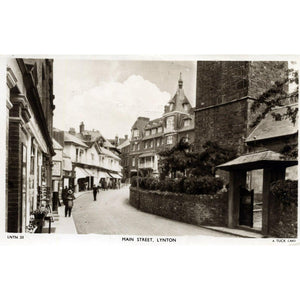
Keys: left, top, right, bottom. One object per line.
{"left": 270, "top": 180, "right": 298, "bottom": 206}
{"left": 131, "top": 176, "right": 223, "bottom": 195}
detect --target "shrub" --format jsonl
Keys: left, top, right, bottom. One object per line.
{"left": 132, "top": 174, "right": 223, "bottom": 195}
{"left": 271, "top": 180, "right": 298, "bottom": 206}
{"left": 184, "top": 176, "right": 223, "bottom": 195}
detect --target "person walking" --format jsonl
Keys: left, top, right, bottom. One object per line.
{"left": 65, "top": 188, "right": 75, "bottom": 217}
{"left": 92, "top": 184, "right": 98, "bottom": 201}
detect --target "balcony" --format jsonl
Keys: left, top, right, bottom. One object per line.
{"left": 139, "top": 162, "right": 154, "bottom": 169}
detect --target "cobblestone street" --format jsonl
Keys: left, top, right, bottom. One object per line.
{"left": 72, "top": 186, "right": 232, "bottom": 236}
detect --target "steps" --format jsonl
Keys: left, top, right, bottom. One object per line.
{"left": 203, "top": 226, "right": 265, "bottom": 238}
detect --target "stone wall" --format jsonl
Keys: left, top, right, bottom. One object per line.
{"left": 130, "top": 187, "right": 228, "bottom": 227}
{"left": 194, "top": 61, "right": 289, "bottom": 154}
{"left": 248, "top": 61, "right": 288, "bottom": 99}
{"left": 269, "top": 201, "right": 297, "bottom": 238}
{"left": 196, "top": 61, "right": 249, "bottom": 108}
{"left": 194, "top": 98, "right": 249, "bottom": 154}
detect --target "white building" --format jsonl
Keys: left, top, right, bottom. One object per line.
{"left": 54, "top": 126, "right": 122, "bottom": 192}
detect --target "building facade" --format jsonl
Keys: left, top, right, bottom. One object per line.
{"left": 54, "top": 123, "right": 123, "bottom": 192}
{"left": 128, "top": 74, "right": 195, "bottom": 177}
{"left": 117, "top": 136, "right": 130, "bottom": 182}
{"left": 6, "top": 58, "right": 55, "bottom": 233}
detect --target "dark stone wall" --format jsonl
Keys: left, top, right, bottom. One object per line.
{"left": 130, "top": 187, "right": 228, "bottom": 227}
{"left": 196, "top": 61, "right": 249, "bottom": 108}
{"left": 194, "top": 61, "right": 289, "bottom": 154}
{"left": 194, "top": 99, "right": 249, "bottom": 154}
{"left": 248, "top": 61, "right": 288, "bottom": 99}
{"left": 269, "top": 201, "right": 297, "bottom": 238}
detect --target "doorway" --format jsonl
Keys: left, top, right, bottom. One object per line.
{"left": 245, "top": 169, "right": 263, "bottom": 231}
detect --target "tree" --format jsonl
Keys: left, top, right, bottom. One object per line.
{"left": 250, "top": 65, "right": 298, "bottom": 159}
{"left": 158, "top": 139, "right": 236, "bottom": 178}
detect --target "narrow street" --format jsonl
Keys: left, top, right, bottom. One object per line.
{"left": 72, "top": 186, "right": 231, "bottom": 236}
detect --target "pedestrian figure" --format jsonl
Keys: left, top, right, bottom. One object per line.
{"left": 65, "top": 188, "right": 75, "bottom": 217}
{"left": 93, "top": 184, "right": 98, "bottom": 201}
{"left": 103, "top": 179, "right": 107, "bottom": 191}
{"left": 62, "top": 186, "right": 68, "bottom": 206}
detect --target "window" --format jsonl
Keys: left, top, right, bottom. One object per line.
{"left": 145, "top": 142, "right": 148, "bottom": 149}
{"left": 137, "top": 143, "right": 140, "bottom": 150}
{"left": 151, "top": 128, "right": 156, "bottom": 135}
{"left": 156, "top": 139, "right": 160, "bottom": 147}
{"left": 166, "top": 116, "right": 175, "bottom": 130}
{"left": 183, "top": 104, "right": 189, "bottom": 111}
{"left": 167, "top": 136, "right": 173, "bottom": 145}
{"left": 132, "top": 158, "right": 135, "bottom": 167}
{"left": 170, "top": 103, "right": 174, "bottom": 111}
{"left": 133, "top": 129, "right": 139, "bottom": 138}
{"left": 76, "top": 149, "right": 79, "bottom": 162}
{"left": 157, "top": 127, "right": 162, "bottom": 133}
{"left": 150, "top": 140, "right": 153, "bottom": 148}
{"left": 91, "top": 153, "right": 94, "bottom": 160}
{"left": 184, "top": 119, "right": 191, "bottom": 127}
{"left": 145, "top": 130, "right": 150, "bottom": 136}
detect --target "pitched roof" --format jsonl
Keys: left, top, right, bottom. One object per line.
{"left": 64, "top": 132, "right": 88, "bottom": 147}
{"left": 246, "top": 104, "right": 298, "bottom": 143}
{"left": 99, "top": 147, "right": 121, "bottom": 160}
{"left": 75, "top": 130, "right": 103, "bottom": 142}
{"left": 165, "top": 75, "right": 192, "bottom": 114}
{"left": 52, "top": 138, "right": 63, "bottom": 150}
{"left": 103, "top": 139, "right": 115, "bottom": 148}
{"left": 117, "top": 139, "right": 130, "bottom": 149}
{"left": 217, "top": 150, "right": 297, "bottom": 171}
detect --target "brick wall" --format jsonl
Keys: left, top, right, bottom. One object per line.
{"left": 130, "top": 187, "right": 228, "bottom": 227}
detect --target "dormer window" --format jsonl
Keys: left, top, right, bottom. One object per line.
{"left": 157, "top": 127, "right": 162, "bottom": 133}
{"left": 183, "top": 104, "right": 189, "bottom": 111}
{"left": 151, "top": 128, "right": 156, "bottom": 135}
{"left": 184, "top": 119, "right": 191, "bottom": 127}
{"left": 170, "top": 103, "right": 174, "bottom": 111}
{"left": 166, "top": 116, "right": 175, "bottom": 130}
{"left": 133, "top": 129, "right": 139, "bottom": 138}
{"left": 145, "top": 130, "right": 150, "bottom": 136}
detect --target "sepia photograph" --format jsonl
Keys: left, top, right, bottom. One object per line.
{"left": 1, "top": 2, "right": 300, "bottom": 300}
{"left": 4, "top": 57, "right": 299, "bottom": 239}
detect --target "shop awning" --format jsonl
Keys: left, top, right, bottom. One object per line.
{"left": 108, "top": 172, "right": 122, "bottom": 179}
{"left": 217, "top": 150, "right": 298, "bottom": 171}
{"left": 75, "top": 167, "right": 90, "bottom": 179}
{"left": 98, "top": 171, "right": 109, "bottom": 178}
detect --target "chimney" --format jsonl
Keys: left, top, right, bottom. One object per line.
{"left": 115, "top": 135, "right": 119, "bottom": 146}
{"left": 79, "top": 121, "right": 85, "bottom": 133}
{"left": 164, "top": 105, "right": 168, "bottom": 113}
{"left": 125, "top": 134, "right": 128, "bottom": 140}
{"left": 69, "top": 127, "right": 76, "bottom": 135}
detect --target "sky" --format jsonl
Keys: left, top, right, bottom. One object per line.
{"left": 53, "top": 59, "right": 197, "bottom": 139}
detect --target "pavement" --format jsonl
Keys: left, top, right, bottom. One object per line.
{"left": 71, "top": 186, "right": 235, "bottom": 236}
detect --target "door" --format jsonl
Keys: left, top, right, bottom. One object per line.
{"left": 239, "top": 187, "right": 254, "bottom": 227}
